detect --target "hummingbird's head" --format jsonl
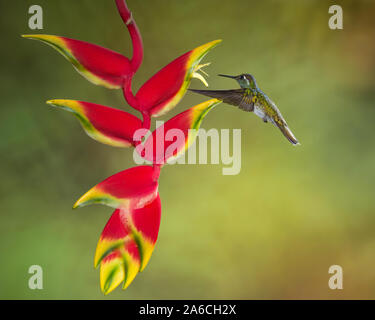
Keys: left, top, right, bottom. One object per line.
{"left": 218, "top": 73, "right": 257, "bottom": 89}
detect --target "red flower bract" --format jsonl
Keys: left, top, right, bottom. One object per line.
{"left": 47, "top": 99, "right": 143, "bottom": 147}
{"left": 135, "top": 40, "right": 221, "bottom": 117}
{"left": 22, "top": 35, "right": 134, "bottom": 89}
{"left": 138, "top": 99, "right": 221, "bottom": 165}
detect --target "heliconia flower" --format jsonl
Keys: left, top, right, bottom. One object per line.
{"left": 22, "top": 34, "right": 134, "bottom": 89}
{"left": 138, "top": 99, "right": 221, "bottom": 164}
{"left": 95, "top": 195, "right": 161, "bottom": 294}
{"left": 25, "top": 0, "right": 225, "bottom": 294}
{"left": 135, "top": 40, "right": 222, "bottom": 117}
{"left": 73, "top": 165, "right": 159, "bottom": 211}
{"left": 46, "top": 99, "right": 142, "bottom": 147}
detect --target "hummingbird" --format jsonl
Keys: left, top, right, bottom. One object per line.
{"left": 189, "top": 74, "right": 300, "bottom": 145}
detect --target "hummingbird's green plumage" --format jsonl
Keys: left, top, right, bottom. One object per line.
{"left": 189, "top": 73, "right": 300, "bottom": 145}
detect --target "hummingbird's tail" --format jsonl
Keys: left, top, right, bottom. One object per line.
{"left": 275, "top": 123, "right": 300, "bottom": 146}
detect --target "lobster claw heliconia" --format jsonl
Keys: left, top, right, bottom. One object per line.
{"left": 24, "top": 0, "right": 223, "bottom": 295}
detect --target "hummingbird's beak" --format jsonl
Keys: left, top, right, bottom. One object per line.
{"left": 218, "top": 74, "right": 237, "bottom": 79}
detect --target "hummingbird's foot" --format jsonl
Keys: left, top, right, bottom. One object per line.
{"left": 192, "top": 62, "right": 211, "bottom": 87}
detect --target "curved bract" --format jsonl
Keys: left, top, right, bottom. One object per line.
{"left": 136, "top": 40, "right": 222, "bottom": 117}
{"left": 22, "top": 35, "right": 133, "bottom": 89}
{"left": 73, "top": 166, "right": 159, "bottom": 211}
{"left": 47, "top": 99, "right": 143, "bottom": 147}
{"left": 139, "top": 99, "right": 221, "bottom": 164}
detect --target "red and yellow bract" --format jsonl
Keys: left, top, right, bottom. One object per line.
{"left": 22, "top": 34, "right": 134, "bottom": 89}
{"left": 139, "top": 99, "right": 221, "bottom": 164}
{"left": 136, "top": 40, "right": 221, "bottom": 117}
{"left": 73, "top": 166, "right": 159, "bottom": 211}
{"left": 47, "top": 99, "right": 143, "bottom": 147}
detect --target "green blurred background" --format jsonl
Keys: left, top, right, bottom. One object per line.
{"left": 1, "top": 0, "right": 375, "bottom": 299}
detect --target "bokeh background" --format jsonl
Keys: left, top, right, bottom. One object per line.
{"left": 1, "top": 0, "right": 375, "bottom": 299}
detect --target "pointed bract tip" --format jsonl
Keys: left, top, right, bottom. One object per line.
{"left": 72, "top": 201, "right": 81, "bottom": 209}
{"left": 21, "top": 34, "right": 46, "bottom": 40}
{"left": 72, "top": 196, "right": 86, "bottom": 209}
{"left": 46, "top": 99, "right": 75, "bottom": 108}
{"left": 73, "top": 193, "right": 87, "bottom": 209}
{"left": 73, "top": 190, "right": 94, "bottom": 209}
{"left": 202, "top": 39, "right": 222, "bottom": 47}
{"left": 46, "top": 100, "right": 57, "bottom": 107}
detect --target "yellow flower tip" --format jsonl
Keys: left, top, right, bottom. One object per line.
{"left": 72, "top": 187, "right": 108, "bottom": 209}
{"left": 73, "top": 197, "right": 85, "bottom": 209}
{"left": 94, "top": 258, "right": 101, "bottom": 269}
{"left": 46, "top": 100, "right": 58, "bottom": 107}
{"left": 102, "top": 284, "right": 118, "bottom": 295}
{"left": 122, "top": 279, "right": 130, "bottom": 290}
{"left": 46, "top": 99, "right": 71, "bottom": 106}
{"left": 21, "top": 34, "right": 46, "bottom": 41}
{"left": 94, "top": 241, "right": 109, "bottom": 268}
{"left": 102, "top": 285, "right": 113, "bottom": 295}
{"left": 101, "top": 286, "right": 110, "bottom": 295}
{"left": 100, "top": 262, "right": 125, "bottom": 295}
{"left": 199, "top": 39, "right": 223, "bottom": 52}
{"left": 72, "top": 201, "right": 80, "bottom": 209}
{"left": 72, "top": 192, "right": 90, "bottom": 209}
{"left": 46, "top": 99, "right": 82, "bottom": 115}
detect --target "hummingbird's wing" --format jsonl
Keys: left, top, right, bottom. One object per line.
{"left": 189, "top": 89, "right": 254, "bottom": 112}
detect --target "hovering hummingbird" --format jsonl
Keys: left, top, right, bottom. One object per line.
{"left": 189, "top": 74, "right": 300, "bottom": 145}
